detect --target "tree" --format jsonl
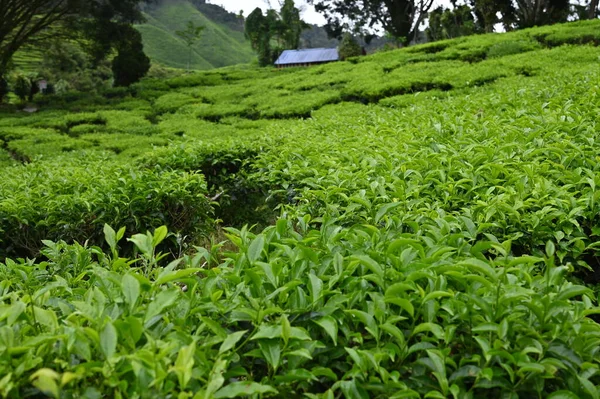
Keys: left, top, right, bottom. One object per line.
{"left": 0, "top": 0, "right": 76, "bottom": 84}
{"left": 245, "top": 8, "right": 273, "bottom": 66}
{"left": 590, "top": 0, "right": 600, "bottom": 18}
{"left": 12, "top": 73, "right": 30, "bottom": 102}
{"left": 0, "top": 0, "right": 150, "bottom": 99}
{"left": 111, "top": 26, "right": 150, "bottom": 87}
{"left": 245, "top": 2, "right": 308, "bottom": 67}
{"left": 426, "top": 5, "right": 479, "bottom": 41}
{"left": 308, "top": 0, "right": 435, "bottom": 47}
{"left": 280, "top": 0, "right": 306, "bottom": 49}
{"left": 338, "top": 33, "right": 362, "bottom": 60}
{"left": 176, "top": 21, "right": 205, "bottom": 72}
{"left": 513, "top": 0, "right": 570, "bottom": 27}
{"left": 0, "top": 77, "right": 8, "bottom": 102}
{"left": 40, "top": 41, "right": 113, "bottom": 93}
{"left": 73, "top": 0, "right": 148, "bottom": 64}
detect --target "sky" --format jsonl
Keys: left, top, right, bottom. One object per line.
{"left": 207, "top": 0, "right": 327, "bottom": 25}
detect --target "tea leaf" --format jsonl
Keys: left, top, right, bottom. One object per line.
{"left": 247, "top": 235, "right": 265, "bottom": 263}
{"left": 214, "top": 382, "right": 277, "bottom": 398}
{"left": 100, "top": 322, "right": 117, "bottom": 359}
{"left": 219, "top": 330, "right": 247, "bottom": 354}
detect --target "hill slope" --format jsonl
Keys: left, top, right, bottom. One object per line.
{"left": 2, "top": 20, "right": 600, "bottom": 398}
{"left": 136, "top": 0, "right": 255, "bottom": 70}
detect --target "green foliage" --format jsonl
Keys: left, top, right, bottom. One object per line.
{"left": 175, "top": 20, "right": 206, "bottom": 71}
{"left": 112, "top": 27, "right": 151, "bottom": 87}
{"left": 487, "top": 38, "right": 541, "bottom": 58}
{"left": 311, "top": 0, "right": 430, "bottom": 46}
{"left": 1, "top": 219, "right": 600, "bottom": 397}
{"left": 137, "top": 1, "right": 255, "bottom": 70}
{"left": 279, "top": 0, "right": 307, "bottom": 49}
{"left": 11, "top": 74, "right": 30, "bottom": 102}
{"left": 0, "top": 155, "right": 213, "bottom": 258}
{"left": 245, "top": 8, "right": 275, "bottom": 67}
{"left": 39, "top": 42, "right": 112, "bottom": 94}
{"left": 1, "top": 20, "right": 600, "bottom": 398}
{"left": 426, "top": 5, "right": 481, "bottom": 41}
{"left": 245, "top": 2, "right": 307, "bottom": 67}
{"left": 338, "top": 33, "right": 362, "bottom": 60}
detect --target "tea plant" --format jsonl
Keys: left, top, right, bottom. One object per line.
{"left": 1, "top": 19, "right": 600, "bottom": 398}
{"left": 1, "top": 222, "right": 600, "bottom": 398}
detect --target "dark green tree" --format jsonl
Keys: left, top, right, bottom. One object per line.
{"left": 0, "top": 77, "right": 8, "bottom": 102}
{"left": 0, "top": 0, "right": 151, "bottom": 96}
{"left": 245, "top": 8, "right": 272, "bottom": 67}
{"left": 512, "top": 0, "right": 569, "bottom": 27}
{"left": 12, "top": 74, "right": 30, "bottom": 102}
{"left": 426, "top": 5, "right": 479, "bottom": 41}
{"left": 280, "top": 0, "right": 306, "bottom": 49}
{"left": 590, "top": 0, "right": 600, "bottom": 18}
{"left": 0, "top": 0, "right": 77, "bottom": 102}
{"left": 111, "top": 26, "right": 150, "bottom": 87}
{"left": 245, "top": 2, "right": 308, "bottom": 67}
{"left": 175, "top": 21, "right": 205, "bottom": 71}
{"left": 40, "top": 42, "right": 112, "bottom": 93}
{"left": 308, "top": 0, "right": 435, "bottom": 46}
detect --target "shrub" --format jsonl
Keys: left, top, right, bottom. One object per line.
{"left": 487, "top": 39, "right": 542, "bottom": 58}
{"left": 0, "top": 156, "right": 213, "bottom": 259}
{"left": 12, "top": 74, "right": 31, "bottom": 102}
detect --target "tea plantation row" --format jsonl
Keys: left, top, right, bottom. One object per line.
{"left": 1, "top": 20, "right": 600, "bottom": 398}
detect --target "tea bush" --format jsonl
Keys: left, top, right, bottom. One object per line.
{"left": 0, "top": 156, "right": 213, "bottom": 258}
{"left": 0, "top": 143, "right": 14, "bottom": 167}
{"left": 1, "top": 19, "right": 600, "bottom": 398}
{"left": 1, "top": 222, "right": 600, "bottom": 398}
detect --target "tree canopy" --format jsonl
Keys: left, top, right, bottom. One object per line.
{"left": 308, "top": 0, "right": 435, "bottom": 46}
{"left": 0, "top": 0, "right": 77, "bottom": 76}
{"left": 0, "top": 0, "right": 149, "bottom": 85}
{"left": 244, "top": 1, "right": 308, "bottom": 67}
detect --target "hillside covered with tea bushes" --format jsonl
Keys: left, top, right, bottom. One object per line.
{"left": 1, "top": 19, "right": 600, "bottom": 398}
{"left": 136, "top": 0, "right": 255, "bottom": 70}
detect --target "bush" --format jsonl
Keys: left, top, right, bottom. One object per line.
{"left": 0, "top": 156, "right": 213, "bottom": 258}
{"left": 12, "top": 74, "right": 31, "bottom": 102}
{"left": 487, "top": 39, "right": 542, "bottom": 58}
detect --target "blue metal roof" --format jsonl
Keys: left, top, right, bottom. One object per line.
{"left": 275, "top": 48, "right": 339, "bottom": 65}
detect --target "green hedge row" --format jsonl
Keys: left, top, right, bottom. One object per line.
{"left": 0, "top": 155, "right": 213, "bottom": 259}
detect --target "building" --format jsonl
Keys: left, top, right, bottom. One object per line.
{"left": 274, "top": 48, "right": 339, "bottom": 68}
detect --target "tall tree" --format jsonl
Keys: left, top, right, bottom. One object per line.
{"left": 308, "top": 0, "right": 435, "bottom": 46}
{"left": 280, "top": 0, "right": 305, "bottom": 49}
{"left": 513, "top": 0, "right": 570, "bottom": 27}
{"left": 245, "top": 8, "right": 272, "bottom": 66}
{"left": 0, "top": 0, "right": 150, "bottom": 96}
{"left": 0, "top": 0, "right": 77, "bottom": 79}
{"left": 112, "top": 25, "right": 150, "bottom": 86}
{"left": 590, "top": 0, "right": 599, "bottom": 18}
{"left": 244, "top": 2, "right": 308, "bottom": 67}
{"left": 426, "top": 5, "right": 480, "bottom": 41}
{"left": 175, "top": 20, "right": 205, "bottom": 71}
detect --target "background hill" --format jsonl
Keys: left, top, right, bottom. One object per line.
{"left": 11, "top": 0, "right": 392, "bottom": 73}
{"left": 136, "top": 0, "right": 255, "bottom": 70}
